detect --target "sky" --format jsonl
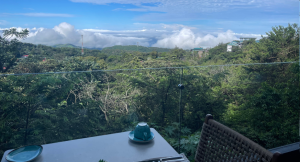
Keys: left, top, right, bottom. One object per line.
{"left": 0, "top": 0, "right": 298, "bottom": 49}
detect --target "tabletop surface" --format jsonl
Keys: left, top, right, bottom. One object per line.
{"left": 1, "top": 128, "right": 179, "bottom": 162}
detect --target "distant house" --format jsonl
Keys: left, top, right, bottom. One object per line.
{"left": 227, "top": 42, "right": 240, "bottom": 52}
{"left": 191, "top": 47, "right": 205, "bottom": 57}
{"left": 21, "top": 55, "right": 29, "bottom": 58}
{"left": 227, "top": 37, "right": 257, "bottom": 52}
{"left": 192, "top": 48, "right": 204, "bottom": 51}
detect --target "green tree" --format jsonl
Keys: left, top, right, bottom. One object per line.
{"left": 170, "top": 47, "right": 186, "bottom": 60}
{"left": 0, "top": 28, "right": 29, "bottom": 73}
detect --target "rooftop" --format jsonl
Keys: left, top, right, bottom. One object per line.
{"left": 228, "top": 42, "right": 239, "bottom": 46}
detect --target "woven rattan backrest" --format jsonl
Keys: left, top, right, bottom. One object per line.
{"left": 195, "top": 115, "right": 277, "bottom": 162}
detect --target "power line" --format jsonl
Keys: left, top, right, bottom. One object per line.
{"left": 0, "top": 61, "right": 297, "bottom": 77}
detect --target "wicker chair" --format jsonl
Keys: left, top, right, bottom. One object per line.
{"left": 195, "top": 114, "right": 281, "bottom": 162}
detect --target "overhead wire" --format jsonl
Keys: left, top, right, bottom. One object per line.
{"left": 0, "top": 61, "right": 298, "bottom": 77}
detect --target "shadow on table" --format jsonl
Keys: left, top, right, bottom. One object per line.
{"left": 128, "top": 139, "right": 155, "bottom": 147}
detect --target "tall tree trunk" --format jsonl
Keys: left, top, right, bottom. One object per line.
{"left": 24, "top": 102, "right": 30, "bottom": 145}
{"left": 100, "top": 78, "right": 110, "bottom": 124}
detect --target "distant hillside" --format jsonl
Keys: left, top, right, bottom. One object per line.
{"left": 102, "top": 45, "right": 171, "bottom": 53}
{"left": 53, "top": 44, "right": 80, "bottom": 48}
{"left": 52, "top": 44, "right": 169, "bottom": 52}
{"left": 52, "top": 44, "right": 102, "bottom": 50}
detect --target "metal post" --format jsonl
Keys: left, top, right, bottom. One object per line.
{"left": 178, "top": 67, "right": 183, "bottom": 153}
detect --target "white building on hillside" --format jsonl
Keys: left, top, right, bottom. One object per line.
{"left": 227, "top": 37, "right": 257, "bottom": 52}
{"left": 227, "top": 41, "right": 240, "bottom": 52}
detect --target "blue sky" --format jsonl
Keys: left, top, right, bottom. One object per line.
{"left": 0, "top": 0, "right": 298, "bottom": 49}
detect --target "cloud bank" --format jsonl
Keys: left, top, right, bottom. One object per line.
{"left": 1, "top": 22, "right": 264, "bottom": 49}
{"left": 152, "top": 28, "right": 239, "bottom": 49}
{"left": 24, "top": 23, "right": 150, "bottom": 48}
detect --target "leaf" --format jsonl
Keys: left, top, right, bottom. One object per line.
{"left": 181, "top": 127, "right": 191, "bottom": 135}
{"left": 164, "top": 126, "right": 176, "bottom": 136}
{"left": 33, "top": 130, "right": 39, "bottom": 135}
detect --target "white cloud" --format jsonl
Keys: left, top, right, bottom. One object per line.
{"left": 3, "top": 13, "right": 74, "bottom": 17}
{"left": 152, "top": 28, "right": 239, "bottom": 49}
{"left": 0, "top": 27, "right": 32, "bottom": 40}
{"left": 233, "top": 32, "right": 267, "bottom": 39}
{"left": 161, "top": 24, "right": 197, "bottom": 30}
{"left": 23, "top": 22, "right": 150, "bottom": 48}
{"left": 2, "top": 22, "right": 264, "bottom": 49}
{"left": 53, "top": 22, "right": 77, "bottom": 37}
{"left": 0, "top": 27, "right": 27, "bottom": 32}
{"left": 133, "top": 23, "right": 197, "bottom": 32}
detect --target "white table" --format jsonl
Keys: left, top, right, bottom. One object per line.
{"left": 1, "top": 128, "right": 180, "bottom": 162}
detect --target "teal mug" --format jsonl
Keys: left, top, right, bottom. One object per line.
{"left": 134, "top": 122, "right": 151, "bottom": 141}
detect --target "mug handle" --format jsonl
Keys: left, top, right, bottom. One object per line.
{"left": 143, "top": 132, "right": 148, "bottom": 141}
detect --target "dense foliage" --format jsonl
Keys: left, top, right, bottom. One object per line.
{"left": 0, "top": 24, "right": 299, "bottom": 161}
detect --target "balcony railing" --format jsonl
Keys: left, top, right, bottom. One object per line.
{"left": 0, "top": 62, "right": 299, "bottom": 161}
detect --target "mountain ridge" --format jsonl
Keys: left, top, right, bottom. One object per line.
{"left": 102, "top": 45, "right": 171, "bottom": 52}
{"left": 52, "top": 44, "right": 171, "bottom": 52}
{"left": 52, "top": 44, "right": 102, "bottom": 50}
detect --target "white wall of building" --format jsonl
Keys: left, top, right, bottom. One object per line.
{"left": 227, "top": 45, "right": 232, "bottom": 52}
